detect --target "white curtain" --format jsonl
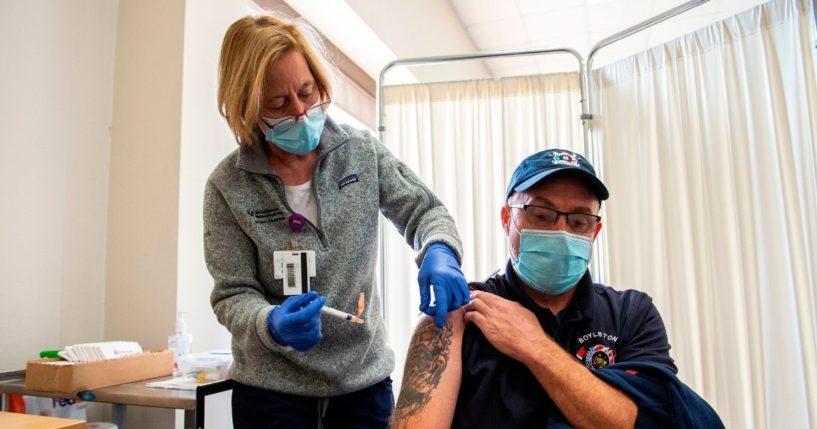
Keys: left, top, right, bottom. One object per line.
{"left": 381, "top": 73, "right": 584, "bottom": 395}
{"left": 594, "top": 0, "right": 817, "bottom": 427}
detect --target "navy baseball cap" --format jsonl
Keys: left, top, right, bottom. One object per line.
{"left": 506, "top": 149, "right": 609, "bottom": 201}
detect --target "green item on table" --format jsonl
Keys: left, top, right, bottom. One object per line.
{"left": 39, "top": 350, "right": 60, "bottom": 359}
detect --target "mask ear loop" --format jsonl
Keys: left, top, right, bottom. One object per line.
{"left": 510, "top": 213, "right": 523, "bottom": 236}
{"left": 507, "top": 206, "right": 523, "bottom": 264}
{"left": 257, "top": 117, "right": 272, "bottom": 137}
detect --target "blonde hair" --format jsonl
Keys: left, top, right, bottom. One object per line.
{"left": 218, "top": 15, "right": 333, "bottom": 146}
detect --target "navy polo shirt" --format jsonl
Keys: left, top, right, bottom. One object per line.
{"left": 451, "top": 261, "right": 676, "bottom": 429}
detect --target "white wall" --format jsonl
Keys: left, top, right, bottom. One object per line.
{"left": 1, "top": 0, "right": 237, "bottom": 426}
{"left": 177, "top": 0, "right": 247, "bottom": 357}
{"left": 0, "top": 0, "right": 117, "bottom": 371}
{"left": 105, "top": 0, "right": 186, "bottom": 425}
{"left": 105, "top": 0, "right": 186, "bottom": 352}
{"left": 176, "top": 0, "right": 252, "bottom": 426}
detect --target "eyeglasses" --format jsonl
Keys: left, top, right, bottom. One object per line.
{"left": 508, "top": 204, "right": 600, "bottom": 233}
{"left": 261, "top": 99, "right": 331, "bottom": 132}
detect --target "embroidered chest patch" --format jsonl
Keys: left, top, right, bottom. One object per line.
{"left": 576, "top": 344, "right": 616, "bottom": 369}
{"left": 247, "top": 208, "right": 285, "bottom": 224}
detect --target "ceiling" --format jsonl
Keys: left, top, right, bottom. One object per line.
{"left": 285, "top": 0, "right": 769, "bottom": 84}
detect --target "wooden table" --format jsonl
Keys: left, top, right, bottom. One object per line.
{"left": 0, "top": 411, "right": 86, "bottom": 429}
{"left": 0, "top": 370, "right": 232, "bottom": 429}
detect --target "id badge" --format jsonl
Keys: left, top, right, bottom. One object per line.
{"left": 273, "top": 250, "right": 316, "bottom": 295}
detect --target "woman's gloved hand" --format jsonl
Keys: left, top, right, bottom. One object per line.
{"left": 418, "top": 243, "right": 470, "bottom": 328}
{"left": 267, "top": 291, "right": 325, "bottom": 351}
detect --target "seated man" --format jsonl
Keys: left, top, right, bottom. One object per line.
{"left": 391, "top": 149, "right": 723, "bottom": 428}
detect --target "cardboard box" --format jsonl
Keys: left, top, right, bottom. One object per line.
{"left": 25, "top": 351, "right": 173, "bottom": 394}
{"left": 0, "top": 411, "right": 86, "bottom": 429}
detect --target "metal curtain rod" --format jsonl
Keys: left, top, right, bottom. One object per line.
{"left": 581, "top": 0, "right": 711, "bottom": 165}
{"left": 377, "top": 47, "right": 585, "bottom": 135}
{"left": 586, "top": 0, "right": 710, "bottom": 70}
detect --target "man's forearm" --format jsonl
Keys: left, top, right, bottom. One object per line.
{"left": 522, "top": 335, "right": 637, "bottom": 429}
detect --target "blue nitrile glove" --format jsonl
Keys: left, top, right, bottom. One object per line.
{"left": 267, "top": 291, "right": 326, "bottom": 352}
{"left": 418, "top": 243, "right": 469, "bottom": 328}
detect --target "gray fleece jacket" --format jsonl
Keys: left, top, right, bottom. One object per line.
{"left": 204, "top": 117, "right": 463, "bottom": 396}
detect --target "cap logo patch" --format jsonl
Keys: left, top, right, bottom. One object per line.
{"left": 551, "top": 151, "right": 580, "bottom": 168}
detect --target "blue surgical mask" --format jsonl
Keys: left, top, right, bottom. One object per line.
{"left": 263, "top": 107, "right": 326, "bottom": 155}
{"left": 511, "top": 228, "right": 593, "bottom": 296}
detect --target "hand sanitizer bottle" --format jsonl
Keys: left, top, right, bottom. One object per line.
{"left": 168, "top": 311, "right": 193, "bottom": 376}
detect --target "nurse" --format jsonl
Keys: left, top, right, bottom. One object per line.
{"left": 204, "top": 14, "right": 469, "bottom": 428}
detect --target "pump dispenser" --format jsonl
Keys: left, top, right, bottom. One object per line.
{"left": 168, "top": 311, "right": 193, "bottom": 375}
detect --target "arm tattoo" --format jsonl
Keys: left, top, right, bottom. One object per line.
{"left": 391, "top": 320, "right": 454, "bottom": 427}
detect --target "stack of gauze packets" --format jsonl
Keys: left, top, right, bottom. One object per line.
{"left": 57, "top": 341, "right": 143, "bottom": 362}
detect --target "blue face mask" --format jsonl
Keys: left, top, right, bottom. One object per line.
{"left": 511, "top": 228, "right": 593, "bottom": 296}
{"left": 264, "top": 108, "right": 326, "bottom": 155}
